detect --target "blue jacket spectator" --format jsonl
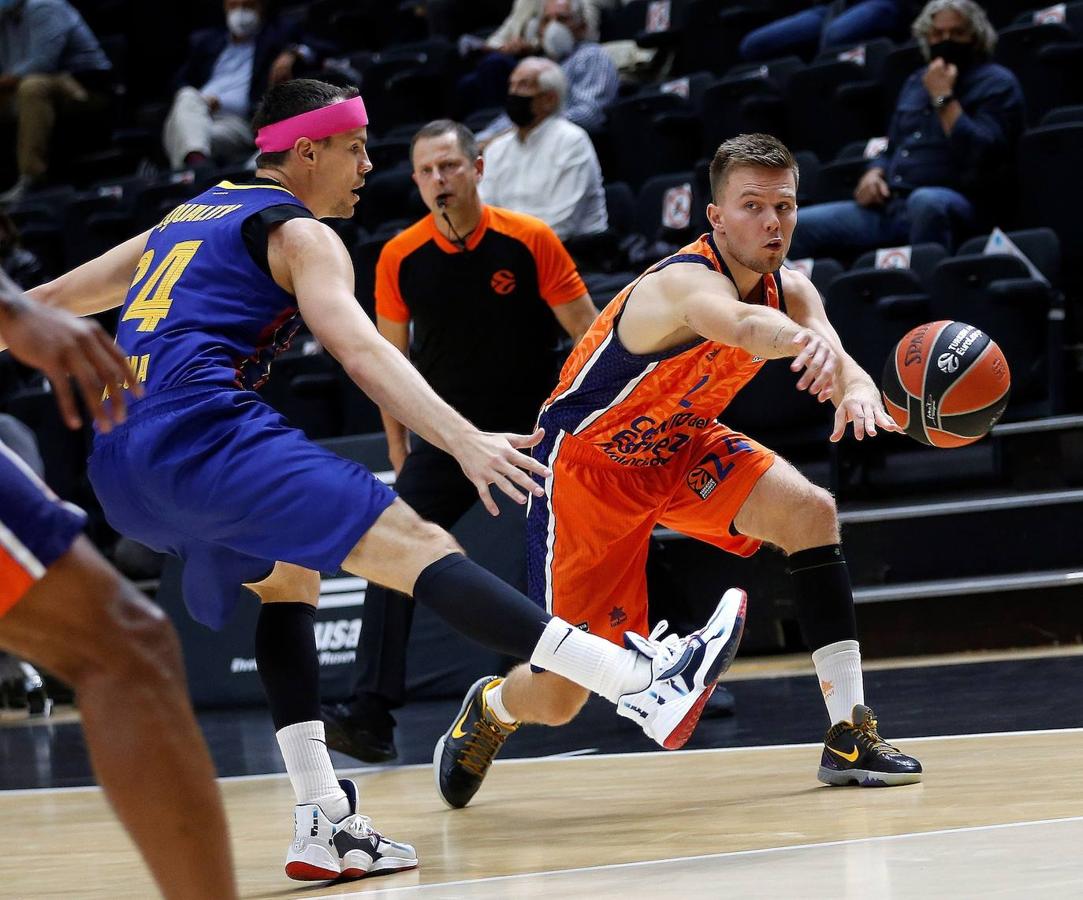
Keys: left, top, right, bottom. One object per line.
{"left": 789, "top": 0, "right": 1024, "bottom": 259}
{"left": 161, "top": 0, "right": 302, "bottom": 170}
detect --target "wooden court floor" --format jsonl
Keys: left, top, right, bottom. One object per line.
{"left": 3, "top": 727, "right": 1083, "bottom": 898}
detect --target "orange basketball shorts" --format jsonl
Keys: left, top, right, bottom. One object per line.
{"left": 525, "top": 424, "right": 775, "bottom": 644}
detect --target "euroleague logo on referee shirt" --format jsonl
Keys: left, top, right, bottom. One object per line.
{"left": 491, "top": 269, "right": 517, "bottom": 295}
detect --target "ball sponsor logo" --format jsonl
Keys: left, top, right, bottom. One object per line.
{"left": 904, "top": 323, "right": 932, "bottom": 366}
{"left": 937, "top": 352, "right": 960, "bottom": 374}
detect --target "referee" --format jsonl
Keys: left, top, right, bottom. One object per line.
{"left": 323, "top": 120, "right": 599, "bottom": 761}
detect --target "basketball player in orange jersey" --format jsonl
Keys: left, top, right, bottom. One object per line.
{"left": 0, "top": 267, "right": 237, "bottom": 899}
{"left": 436, "top": 133, "right": 923, "bottom": 807}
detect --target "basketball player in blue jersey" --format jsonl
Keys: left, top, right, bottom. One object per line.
{"left": 28, "top": 79, "right": 748, "bottom": 883}
{"left": 0, "top": 268, "right": 238, "bottom": 899}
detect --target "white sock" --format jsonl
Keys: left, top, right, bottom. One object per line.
{"left": 530, "top": 617, "right": 652, "bottom": 704}
{"left": 276, "top": 720, "right": 350, "bottom": 821}
{"left": 483, "top": 679, "right": 516, "bottom": 726}
{"left": 811, "top": 639, "right": 864, "bottom": 725}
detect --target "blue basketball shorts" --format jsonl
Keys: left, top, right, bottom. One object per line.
{"left": 0, "top": 439, "right": 87, "bottom": 617}
{"left": 88, "top": 385, "right": 397, "bottom": 630}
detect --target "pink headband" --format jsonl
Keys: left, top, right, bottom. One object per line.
{"left": 255, "top": 96, "right": 369, "bottom": 153}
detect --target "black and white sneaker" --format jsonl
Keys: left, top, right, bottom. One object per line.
{"left": 285, "top": 779, "right": 417, "bottom": 881}
{"left": 617, "top": 588, "right": 746, "bottom": 749}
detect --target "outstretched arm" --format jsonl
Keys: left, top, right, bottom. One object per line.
{"left": 272, "top": 217, "right": 549, "bottom": 514}
{"left": 782, "top": 270, "right": 901, "bottom": 442}
{"left": 29, "top": 229, "right": 152, "bottom": 318}
{"left": 659, "top": 263, "right": 838, "bottom": 400}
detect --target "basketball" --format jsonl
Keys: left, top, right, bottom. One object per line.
{"left": 881, "top": 321, "right": 1011, "bottom": 448}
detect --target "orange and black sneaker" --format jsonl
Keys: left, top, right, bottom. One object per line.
{"left": 817, "top": 704, "right": 923, "bottom": 787}
{"left": 434, "top": 676, "right": 519, "bottom": 809}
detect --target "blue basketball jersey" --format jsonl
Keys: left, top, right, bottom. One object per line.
{"left": 114, "top": 180, "right": 309, "bottom": 396}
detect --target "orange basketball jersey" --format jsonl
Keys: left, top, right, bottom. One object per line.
{"left": 536, "top": 233, "right": 785, "bottom": 468}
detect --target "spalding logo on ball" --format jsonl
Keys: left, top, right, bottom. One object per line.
{"left": 882, "top": 321, "right": 1011, "bottom": 448}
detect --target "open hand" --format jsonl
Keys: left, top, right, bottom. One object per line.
{"left": 830, "top": 386, "right": 903, "bottom": 442}
{"left": 456, "top": 426, "right": 551, "bottom": 516}
{"left": 0, "top": 271, "right": 140, "bottom": 431}
{"left": 790, "top": 330, "right": 838, "bottom": 402}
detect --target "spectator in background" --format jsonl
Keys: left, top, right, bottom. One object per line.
{"left": 789, "top": 0, "right": 1024, "bottom": 259}
{"left": 478, "top": 0, "right": 617, "bottom": 143}
{"left": 740, "top": 0, "right": 911, "bottom": 62}
{"left": 0, "top": 212, "right": 43, "bottom": 288}
{"left": 322, "top": 119, "right": 599, "bottom": 763}
{"left": 0, "top": 0, "right": 113, "bottom": 203}
{"left": 481, "top": 57, "right": 607, "bottom": 240}
{"left": 162, "top": 0, "right": 300, "bottom": 171}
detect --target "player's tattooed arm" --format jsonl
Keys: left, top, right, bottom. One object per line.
{"left": 660, "top": 263, "right": 836, "bottom": 399}
{"left": 29, "top": 229, "right": 153, "bottom": 318}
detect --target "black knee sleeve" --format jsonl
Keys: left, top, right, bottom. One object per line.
{"left": 412, "top": 553, "right": 549, "bottom": 661}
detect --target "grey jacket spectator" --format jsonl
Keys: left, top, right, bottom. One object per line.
{"left": 479, "top": 0, "right": 618, "bottom": 141}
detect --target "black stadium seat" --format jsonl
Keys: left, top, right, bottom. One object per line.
{"left": 1017, "top": 123, "right": 1083, "bottom": 288}
{"left": 853, "top": 243, "right": 949, "bottom": 286}
{"left": 635, "top": 171, "right": 707, "bottom": 250}
{"left": 929, "top": 252, "right": 1062, "bottom": 415}
{"left": 825, "top": 267, "right": 931, "bottom": 378}
{"left": 995, "top": 21, "right": 1083, "bottom": 124}
{"left": 784, "top": 59, "right": 875, "bottom": 160}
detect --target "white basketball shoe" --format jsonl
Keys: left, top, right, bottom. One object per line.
{"left": 285, "top": 779, "right": 418, "bottom": 881}
{"left": 617, "top": 587, "right": 747, "bottom": 749}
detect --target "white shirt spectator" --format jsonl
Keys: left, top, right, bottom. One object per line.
{"left": 481, "top": 114, "right": 607, "bottom": 240}
{"left": 478, "top": 40, "right": 618, "bottom": 141}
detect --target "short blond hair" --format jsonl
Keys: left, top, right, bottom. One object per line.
{"left": 708, "top": 133, "right": 799, "bottom": 202}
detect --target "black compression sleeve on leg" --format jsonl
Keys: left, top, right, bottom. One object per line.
{"left": 786, "top": 544, "right": 858, "bottom": 650}
{"left": 255, "top": 602, "right": 321, "bottom": 731}
{"left": 411, "top": 553, "right": 550, "bottom": 661}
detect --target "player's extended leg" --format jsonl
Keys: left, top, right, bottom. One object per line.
{"left": 243, "top": 561, "right": 418, "bottom": 882}
{"left": 341, "top": 500, "right": 746, "bottom": 807}
{"left": 732, "top": 456, "right": 922, "bottom": 786}
{"left": 0, "top": 536, "right": 237, "bottom": 900}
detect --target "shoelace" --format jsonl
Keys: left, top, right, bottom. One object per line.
{"left": 856, "top": 711, "right": 899, "bottom": 753}
{"left": 459, "top": 719, "right": 509, "bottom": 777}
{"left": 643, "top": 620, "right": 684, "bottom": 658}
{"left": 342, "top": 814, "right": 377, "bottom": 840}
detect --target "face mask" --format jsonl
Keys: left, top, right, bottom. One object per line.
{"left": 541, "top": 20, "right": 576, "bottom": 61}
{"left": 928, "top": 39, "right": 976, "bottom": 70}
{"left": 227, "top": 8, "right": 261, "bottom": 40}
{"left": 505, "top": 93, "right": 536, "bottom": 127}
